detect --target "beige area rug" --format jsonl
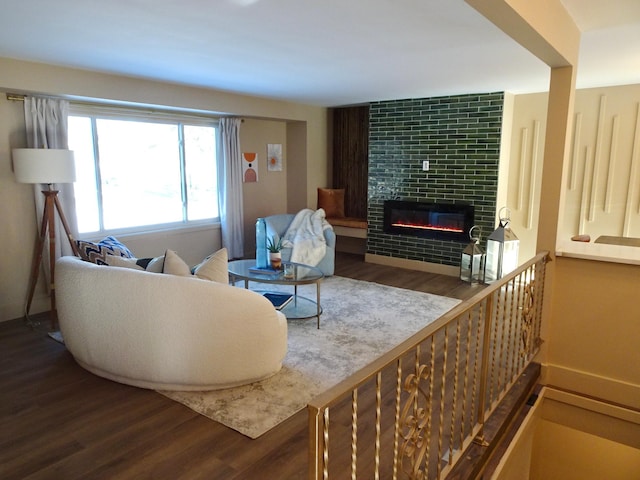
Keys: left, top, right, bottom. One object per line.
{"left": 159, "top": 276, "right": 460, "bottom": 439}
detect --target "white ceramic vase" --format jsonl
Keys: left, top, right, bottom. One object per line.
{"left": 269, "top": 252, "right": 282, "bottom": 270}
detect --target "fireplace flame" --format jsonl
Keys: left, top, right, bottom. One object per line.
{"left": 391, "top": 222, "right": 464, "bottom": 233}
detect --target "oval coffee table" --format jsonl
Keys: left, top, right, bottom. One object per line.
{"left": 228, "top": 259, "right": 324, "bottom": 328}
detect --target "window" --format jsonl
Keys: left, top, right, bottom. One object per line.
{"left": 68, "top": 108, "right": 219, "bottom": 234}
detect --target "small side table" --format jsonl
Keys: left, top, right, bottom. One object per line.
{"left": 228, "top": 259, "right": 324, "bottom": 328}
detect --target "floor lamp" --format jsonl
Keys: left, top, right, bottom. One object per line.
{"left": 13, "top": 148, "right": 80, "bottom": 329}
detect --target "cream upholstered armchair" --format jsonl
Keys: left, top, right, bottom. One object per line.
{"left": 263, "top": 213, "right": 336, "bottom": 276}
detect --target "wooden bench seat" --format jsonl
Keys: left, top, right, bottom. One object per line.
{"left": 327, "top": 217, "right": 367, "bottom": 240}
{"left": 327, "top": 217, "right": 367, "bottom": 229}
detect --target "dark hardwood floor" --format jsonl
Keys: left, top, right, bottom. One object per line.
{"left": 0, "top": 252, "right": 482, "bottom": 480}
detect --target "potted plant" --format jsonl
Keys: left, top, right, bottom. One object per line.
{"left": 267, "top": 235, "right": 283, "bottom": 270}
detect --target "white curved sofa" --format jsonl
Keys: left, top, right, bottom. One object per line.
{"left": 55, "top": 256, "right": 288, "bottom": 391}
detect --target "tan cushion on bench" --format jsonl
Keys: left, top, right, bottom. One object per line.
{"left": 317, "top": 188, "right": 345, "bottom": 219}
{"left": 327, "top": 217, "right": 367, "bottom": 229}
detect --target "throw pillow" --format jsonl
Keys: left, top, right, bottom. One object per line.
{"left": 193, "top": 248, "right": 228, "bottom": 283}
{"left": 317, "top": 188, "right": 345, "bottom": 218}
{"left": 103, "top": 255, "right": 144, "bottom": 270}
{"left": 135, "top": 257, "right": 154, "bottom": 269}
{"left": 77, "top": 236, "right": 135, "bottom": 265}
{"left": 162, "top": 250, "right": 192, "bottom": 276}
{"left": 144, "top": 255, "right": 165, "bottom": 273}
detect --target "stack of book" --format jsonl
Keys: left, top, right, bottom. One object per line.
{"left": 249, "top": 265, "right": 279, "bottom": 275}
{"left": 262, "top": 293, "right": 293, "bottom": 310}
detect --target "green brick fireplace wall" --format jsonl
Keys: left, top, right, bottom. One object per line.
{"left": 367, "top": 92, "right": 504, "bottom": 266}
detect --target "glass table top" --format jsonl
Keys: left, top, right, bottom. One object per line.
{"left": 227, "top": 259, "right": 324, "bottom": 285}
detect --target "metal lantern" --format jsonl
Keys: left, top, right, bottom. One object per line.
{"left": 460, "top": 226, "right": 485, "bottom": 284}
{"left": 485, "top": 207, "right": 519, "bottom": 283}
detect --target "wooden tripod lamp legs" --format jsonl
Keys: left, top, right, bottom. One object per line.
{"left": 24, "top": 189, "right": 79, "bottom": 330}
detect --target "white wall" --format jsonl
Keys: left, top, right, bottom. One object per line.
{"left": 506, "top": 91, "right": 547, "bottom": 261}
{"left": 508, "top": 83, "right": 640, "bottom": 261}
{"left": 0, "top": 96, "right": 35, "bottom": 321}
{"left": 559, "top": 84, "right": 640, "bottom": 241}
{"left": 240, "top": 118, "right": 289, "bottom": 258}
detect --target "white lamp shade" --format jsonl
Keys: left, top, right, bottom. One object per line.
{"left": 12, "top": 148, "right": 76, "bottom": 184}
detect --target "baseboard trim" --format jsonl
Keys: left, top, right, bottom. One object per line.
{"left": 364, "top": 253, "right": 459, "bottom": 276}
{"left": 541, "top": 363, "right": 640, "bottom": 411}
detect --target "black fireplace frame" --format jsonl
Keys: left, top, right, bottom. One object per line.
{"left": 383, "top": 200, "right": 474, "bottom": 243}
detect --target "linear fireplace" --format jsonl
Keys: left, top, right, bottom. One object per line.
{"left": 383, "top": 200, "right": 474, "bottom": 242}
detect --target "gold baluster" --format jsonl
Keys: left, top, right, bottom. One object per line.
{"left": 437, "top": 326, "right": 449, "bottom": 479}
{"left": 393, "top": 359, "right": 402, "bottom": 480}
{"left": 375, "top": 372, "right": 382, "bottom": 480}
{"left": 448, "top": 318, "right": 462, "bottom": 465}
{"left": 351, "top": 389, "right": 357, "bottom": 480}
{"left": 461, "top": 309, "right": 473, "bottom": 450}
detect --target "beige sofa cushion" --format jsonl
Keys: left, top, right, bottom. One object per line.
{"left": 193, "top": 248, "right": 229, "bottom": 283}
{"left": 103, "top": 255, "right": 144, "bottom": 270}
{"left": 163, "top": 249, "right": 192, "bottom": 276}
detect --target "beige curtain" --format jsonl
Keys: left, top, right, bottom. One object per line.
{"left": 218, "top": 117, "right": 245, "bottom": 259}
{"left": 23, "top": 96, "right": 79, "bottom": 282}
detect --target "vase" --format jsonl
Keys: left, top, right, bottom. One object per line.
{"left": 269, "top": 252, "right": 282, "bottom": 270}
{"left": 255, "top": 218, "right": 268, "bottom": 269}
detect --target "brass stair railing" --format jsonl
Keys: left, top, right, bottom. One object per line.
{"left": 308, "top": 252, "right": 549, "bottom": 480}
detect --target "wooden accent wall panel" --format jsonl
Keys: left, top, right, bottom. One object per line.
{"left": 331, "top": 105, "right": 369, "bottom": 219}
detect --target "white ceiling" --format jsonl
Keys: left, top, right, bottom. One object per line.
{"left": 0, "top": 0, "right": 638, "bottom": 107}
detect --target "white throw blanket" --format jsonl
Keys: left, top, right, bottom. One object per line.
{"left": 283, "top": 208, "right": 331, "bottom": 267}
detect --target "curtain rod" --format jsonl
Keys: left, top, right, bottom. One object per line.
{"left": 6, "top": 92, "right": 245, "bottom": 122}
